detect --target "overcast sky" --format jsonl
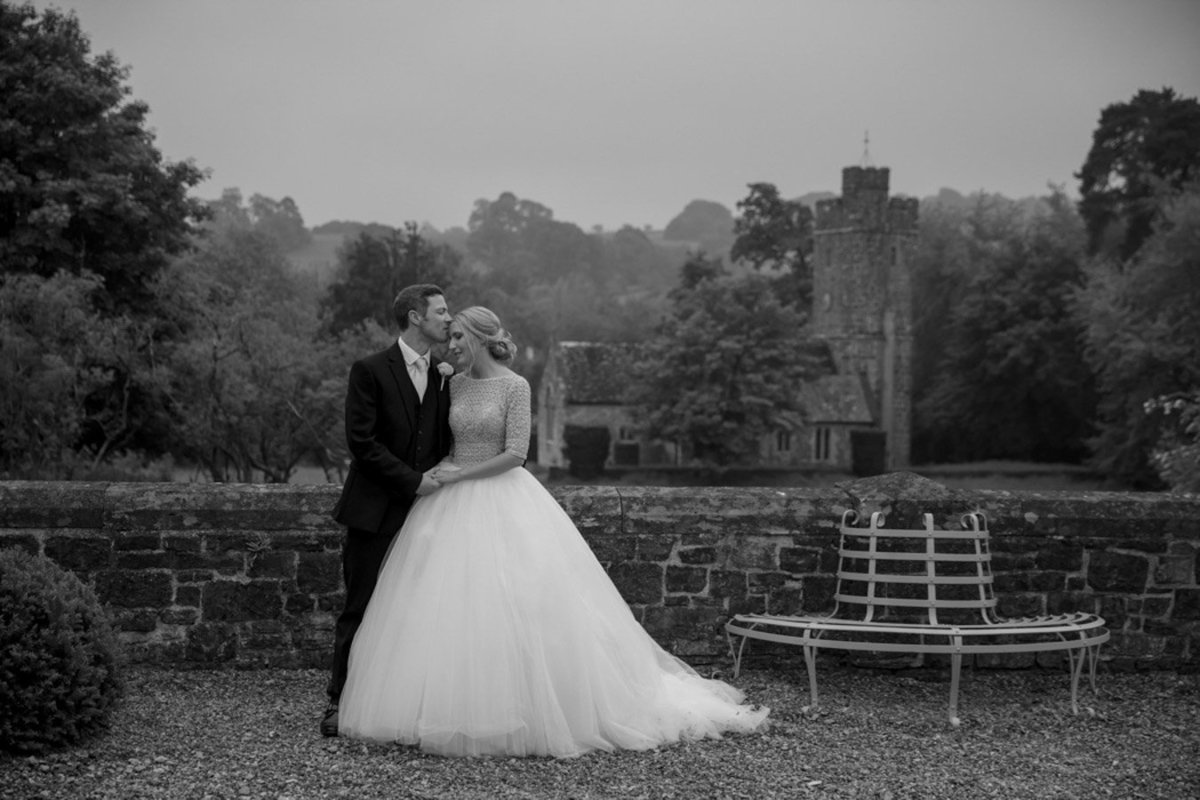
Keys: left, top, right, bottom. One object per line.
{"left": 33, "top": 0, "right": 1200, "bottom": 231}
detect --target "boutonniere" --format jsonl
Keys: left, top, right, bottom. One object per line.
{"left": 436, "top": 361, "right": 455, "bottom": 390}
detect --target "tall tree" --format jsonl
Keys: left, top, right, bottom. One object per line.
{"left": 1077, "top": 184, "right": 1200, "bottom": 488}
{"left": 632, "top": 255, "right": 824, "bottom": 467}
{"left": 1077, "top": 88, "right": 1200, "bottom": 260}
{"left": 911, "top": 192, "right": 1037, "bottom": 462}
{"left": 730, "top": 182, "right": 814, "bottom": 309}
{"left": 908, "top": 198, "right": 977, "bottom": 463}
{"left": 156, "top": 222, "right": 373, "bottom": 483}
{"left": 465, "top": 191, "right": 606, "bottom": 384}
{"left": 248, "top": 193, "right": 312, "bottom": 252}
{"left": 321, "top": 222, "right": 464, "bottom": 336}
{"left": 1, "top": 270, "right": 105, "bottom": 476}
{"left": 731, "top": 183, "right": 811, "bottom": 270}
{"left": 916, "top": 190, "right": 1095, "bottom": 464}
{"left": 0, "top": 2, "right": 207, "bottom": 310}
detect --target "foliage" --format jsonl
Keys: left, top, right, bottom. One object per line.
{"left": 321, "top": 222, "right": 466, "bottom": 336}
{"left": 0, "top": 270, "right": 100, "bottom": 475}
{"left": 209, "top": 188, "right": 312, "bottom": 253}
{"left": 601, "top": 225, "right": 681, "bottom": 296}
{"left": 1144, "top": 391, "right": 1200, "bottom": 493}
{"left": 0, "top": 3, "right": 210, "bottom": 477}
{"left": 156, "top": 213, "right": 376, "bottom": 483}
{"left": 0, "top": 2, "right": 207, "bottom": 311}
{"left": 730, "top": 182, "right": 814, "bottom": 309}
{"left": 1076, "top": 185, "right": 1200, "bottom": 488}
{"left": 466, "top": 191, "right": 673, "bottom": 387}
{"left": 0, "top": 548, "right": 122, "bottom": 754}
{"left": 914, "top": 190, "right": 1095, "bottom": 464}
{"left": 1077, "top": 88, "right": 1200, "bottom": 260}
{"left": 0, "top": 270, "right": 165, "bottom": 477}
{"left": 909, "top": 199, "right": 978, "bottom": 461}
{"left": 632, "top": 256, "right": 823, "bottom": 467}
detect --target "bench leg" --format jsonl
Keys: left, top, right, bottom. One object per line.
{"left": 727, "top": 631, "right": 750, "bottom": 679}
{"left": 1087, "top": 645, "right": 1102, "bottom": 695}
{"left": 948, "top": 648, "right": 963, "bottom": 728}
{"left": 1067, "top": 645, "right": 1088, "bottom": 714}
{"left": 802, "top": 643, "right": 819, "bottom": 711}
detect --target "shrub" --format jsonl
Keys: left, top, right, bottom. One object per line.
{"left": 1145, "top": 391, "right": 1200, "bottom": 494}
{"left": 0, "top": 548, "right": 123, "bottom": 753}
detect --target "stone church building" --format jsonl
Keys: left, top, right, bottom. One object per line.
{"left": 537, "top": 165, "right": 917, "bottom": 477}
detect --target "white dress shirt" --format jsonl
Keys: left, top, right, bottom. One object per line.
{"left": 397, "top": 337, "right": 429, "bottom": 400}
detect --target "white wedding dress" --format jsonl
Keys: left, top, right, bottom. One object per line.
{"left": 337, "top": 372, "right": 767, "bottom": 757}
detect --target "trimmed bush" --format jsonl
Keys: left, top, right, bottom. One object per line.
{"left": 0, "top": 548, "right": 122, "bottom": 753}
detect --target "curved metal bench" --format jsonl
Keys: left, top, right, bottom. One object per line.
{"left": 725, "top": 510, "right": 1109, "bottom": 726}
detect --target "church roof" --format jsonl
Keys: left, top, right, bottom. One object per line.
{"left": 798, "top": 374, "right": 875, "bottom": 424}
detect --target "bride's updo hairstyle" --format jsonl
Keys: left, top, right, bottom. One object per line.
{"left": 456, "top": 306, "right": 517, "bottom": 365}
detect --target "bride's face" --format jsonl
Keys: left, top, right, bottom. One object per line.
{"left": 446, "top": 322, "right": 477, "bottom": 368}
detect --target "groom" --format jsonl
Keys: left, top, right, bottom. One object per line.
{"left": 321, "top": 284, "right": 454, "bottom": 737}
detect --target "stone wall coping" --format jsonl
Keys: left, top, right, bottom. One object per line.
{"left": 3, "top": 475, "right": 1198, "bottom": 537}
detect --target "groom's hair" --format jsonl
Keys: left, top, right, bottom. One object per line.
{"left": 393, "top": 284, "right": 445, "bottom": 330}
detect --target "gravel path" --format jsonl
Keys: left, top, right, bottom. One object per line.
{"left": 1, "top": 664, "right": 1196, "bottom": 799}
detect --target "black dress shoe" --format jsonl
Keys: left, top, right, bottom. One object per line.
{"left": 320, "top": 702, "right": 339, "bottom": 737}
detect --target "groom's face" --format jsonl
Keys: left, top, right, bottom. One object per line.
{"left": 412, "top": 294, "right": 451, "bottom": 346}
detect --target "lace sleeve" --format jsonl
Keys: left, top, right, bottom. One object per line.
{"left": 503, "top": 375, "right": 532, "bottom": 461}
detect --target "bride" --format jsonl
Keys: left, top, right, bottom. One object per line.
{"left": 337, "top": 306, "right": 768, "bottom": 757}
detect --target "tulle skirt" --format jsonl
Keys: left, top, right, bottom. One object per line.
{"left": 337, "top": 466, "right": 768, "bottom": 757}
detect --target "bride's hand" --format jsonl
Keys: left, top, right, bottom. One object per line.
{"left": 430, "top": 464, "right": 462, "bottom": 484}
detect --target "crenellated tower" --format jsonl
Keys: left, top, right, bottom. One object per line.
{"left": 812, "top": 166, "right": 917, "bottom": 470}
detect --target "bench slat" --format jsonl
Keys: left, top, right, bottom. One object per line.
{"left": 839, "top": 549, "right": 990, "bottom": 562}
{"left": 842, "top": 529, "right": 989, "bottom": 540}
{"left": 835, "top": 594, "right": 995, "bottom": 609}
{"left": 838, "top": 571, "right": 995, "bottom": 585}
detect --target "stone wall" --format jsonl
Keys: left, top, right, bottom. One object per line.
{"left": 1, "top": 473, "right": 1197, "bottom": 672}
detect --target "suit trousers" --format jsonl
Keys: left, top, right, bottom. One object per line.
{"left": 327, "top": 527, "right": 396, "bottom": 702}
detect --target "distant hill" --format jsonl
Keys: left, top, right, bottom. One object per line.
{"left": 662, "top": 200, "right": 735, "bottom": 254}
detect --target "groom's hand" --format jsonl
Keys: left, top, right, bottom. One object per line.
{"left": 416, "top": 474, "right": 441, "bottom": 495}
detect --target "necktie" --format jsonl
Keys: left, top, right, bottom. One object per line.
{"left": 412, "top": 355, "right": 428, "bottom": 400}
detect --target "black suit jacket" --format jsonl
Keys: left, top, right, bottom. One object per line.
{"left": 331, "top": 343, "right": 452, "bottom": 535}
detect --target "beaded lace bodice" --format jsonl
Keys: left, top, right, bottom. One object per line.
{"left": 448, "top": 373, "right": 532, "bottom": 466}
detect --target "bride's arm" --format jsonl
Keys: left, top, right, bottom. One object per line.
{"left": 435, "top": 376, "right": 531, "bottom": 485}
{"left": 435, "top": 451, "right": 524, "bottom": 484}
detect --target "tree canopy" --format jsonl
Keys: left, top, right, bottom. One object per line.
{"left": 632, "top": 256, "right": 823, "bottom": 467}
{"left": 913, "top": 190, "right": 1095, "bottom": 464}
{"left": 730, "top": 182, "right": 814, "bottom": 310}
{"left": 321, "top": 222, "right": 466, "bottom": 337}
{"left": 1076, "top": 184, "right": 1200, "bottom": 488}
{"left": 1077, "top": 87, "right": 1200, "bottom": 260}
{"left": 0, "top": 2, "right": 208, "bottom": 311}
{"left": 155, "top": 202, "right": 377, "bottom": 483}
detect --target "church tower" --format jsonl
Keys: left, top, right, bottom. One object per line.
{"left": 812, "top": 166, "right": 917, "bottom": 470}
